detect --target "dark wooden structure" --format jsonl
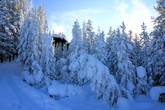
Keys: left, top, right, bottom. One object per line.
{"left": 52, "top": 34, "right": 69, "bottom": 50}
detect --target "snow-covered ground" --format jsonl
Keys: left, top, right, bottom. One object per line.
{"left": 0, "top": 62, "right": 109, "bottom": 110}
{"left": 0, "top": 62, "right": 69, "bottom": 110}
{"left": 0, "top": 62, "right": 164, "bottom": 110}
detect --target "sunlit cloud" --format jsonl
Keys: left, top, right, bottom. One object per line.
{"left": 61, "top": 9, "right": 105, "bottom": 20}
{"left": 49, "top": 23, "right": 65, "bottom": 34}
{"left": 117, "top": 0, "right": 154, "bottom": 34}
{"left": 48, "top": 14, "right": 65, "bottom": 34}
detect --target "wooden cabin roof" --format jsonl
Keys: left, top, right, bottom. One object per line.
{"left": 52, "top": 34, "right": 68, "bottom": 43}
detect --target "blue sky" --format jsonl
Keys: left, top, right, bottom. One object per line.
{"left": 33, "top": 0, "right": 158, "bottom": 41}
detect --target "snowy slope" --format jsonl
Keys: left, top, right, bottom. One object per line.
{"left": 0, "top": 62, "right": 164, "bottom": 110}
{"left": 0, "top": 62, "right": 68, "bottom": 110}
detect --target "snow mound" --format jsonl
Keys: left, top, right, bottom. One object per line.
{"left": 21, "top": 61, "right": 43, "bottom": 85}
{"left": 136, "top": 66, "right": 146, "bottom": 78}
{"left": 150, "top": 86, "right": 165, "bottom": 101}
{"left": 22, "top": 70, "right": 35, "bottom": 84}
{"left": 117, "top": 97, "right": 130, "bottom": 110}
{"left": 48, "top": 80, "right": 84, "bottom": 98}
{"left": 127, "top": 81, "right": 135, "bottom": 95}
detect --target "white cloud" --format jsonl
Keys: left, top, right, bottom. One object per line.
{"left": 118, "top": 0, "right": 154, "bottom": 34}
{"left": 49, "top": 22, "right": 65, "bottom": 34}
{"left": 61, "top": 9, "right": 105, "bottom": 19}
{"left": 48, "top": 14, "right": 65, "bottom": 34}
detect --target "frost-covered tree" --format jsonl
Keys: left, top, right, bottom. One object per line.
{"left": 44, "top": 34, "right": 56, "bottom": 81}
{"left": 35, "top": 5, "right": 48, "bottom": 68}
{"left": 54, "top": 43, "right": 63, "bottom": 60}
{"left": 128, "top": 31, "right": 141, "bottom": 67}
{"left": 40, "top": 33, "right": 46, "bottom": 73}
{"left": 106, "top": 27, "right": 116, "bottom": 69}
{"left": 86, "top": 20, "right": 95, "bottom": 54}
{"left": 139, "top": 22, "right": 150, "bottom": 67}
{"left": 69, "top": 20, "right": 82, "bottom": 83}
{"left": 56, "top": 58, "right": 69, "bottom": 82}
{"left": 18, "top": 9, "right": 43, "bottom": 85}
{"left": 62, "top": 44, "right": 69, "bottom": 58}
{"left": 19, "top": 0, "right": 28, "bottom": 26}
{"left": 94, "top": 29, "right": 107, "bottom": 64}
{"left": 8, "top": 0, "right": 20, "bottom": 54}
{"left": 0, "top": 0, "right": 20, "bottom": 59}
{"left": 0, "top": 0, "right": 13, "bottom": 58}
{"left": 148, "top": 0, "right": 165, "bottom": 86}
{"left": 86, "top": 55, "right": 131, "bottom": 106}
{"left": 36, "top": 5, "right": 47, "bottom": 34}
{"left": 140, "top": 22, "right": 150, "bottom": 48}
{"left": 108, "top": 28, "right": 120, "bottom": 75}
{"left": 115, "top": 22, "right": 136, "bottom": 95}
{"left": 82, "top": 21, "right": 88, "bottom": 53}
{"left": 128, "top": 29, "right": 134, "bottom": 41}
{"left": 54, "top": 41, "right": 69, "bottom": 81}
{"left": 132, "top": 34, "right": 143, "bottom": 67}
{"left": 106, "top": 26, "right": 113, "bottom": 51}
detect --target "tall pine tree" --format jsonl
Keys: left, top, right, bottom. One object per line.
{"left": 18, "top": 9, "right": 43, "bottom": 85}
{"left": 148, "top": 0, "right": 165, "bottom": 86}
{"left": 0, "top": 0, "right": 20, "bottom": 61}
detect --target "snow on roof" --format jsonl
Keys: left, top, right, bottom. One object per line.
{"left": 52, "top": 34, "right": 67, "bottom": 41}
{"left": 52, "top": 34, "right": 62, "bottom": 38}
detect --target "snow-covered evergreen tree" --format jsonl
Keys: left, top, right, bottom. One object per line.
{"left": 148, "top": 0, "right": 165, "bottom": 86}
{"left": 56, "top": 57, "right": 69, "bottom": 81}
{"left": 82, "top": 21, "right": 88, "bottom": 53}
{"left": 0, "top": 0, "right": 13, "bottom": 58}
{"left": 94, "top": 29, "right": 107, "bottom": 64}
{"left": 109, "top": 29, "right": 120, "bottom": 75}
{"left": 106, "top": 26, "right": 113, "bottom": 53}
{"left": 36, "top": 5, "right": 47, "bottom": 34}
{"left": 8, "top": 0, "right": 20, "bottom": 54}
{"left": 0, "top": 0, "right": 20, "bottom": 59}
{"left": 139, "top": 22, "right": 150, "bottom": 67}
{"left": 87, "top": 55, "right": 127, "bottom": 106}
{"left": 106, "top": 28, "right": 118, "bottom": 73}
{"left": 54, "top": 43, "right": 63, "bottom": 60}
{"left": 44, "top": 34, "right": 56, "bottom": 81}
{"left": 18, "top": 9, "right": 43, "bottom": 85}
{"left": 115, "top": 22, "right": 136, "bottom": 95}
{"left": 128, "top": 29, "right": 134, "bottom": 41}
{"left": 35, "top": 5, "right": 48, "bottom": 68}
{"left": 68, "top": 20, "right": 83, "bottom": 83}
{"left": 131, "top": 34, "right": 143, "bottom": 66}
{"left": 19, "top": 0, "right": 28, "bottom": 26}
{"left": 86, "top": 20, "right": 95, "bottom": 54}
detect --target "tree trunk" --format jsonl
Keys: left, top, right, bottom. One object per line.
{"left": 9, "top": 56, "right": 11, "bottom": 62}
{"left": 0, "top": 55, "right": 3, "bottom": 63}
{"left": 12, "top": 53, "right": 15, "bottom": 60}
